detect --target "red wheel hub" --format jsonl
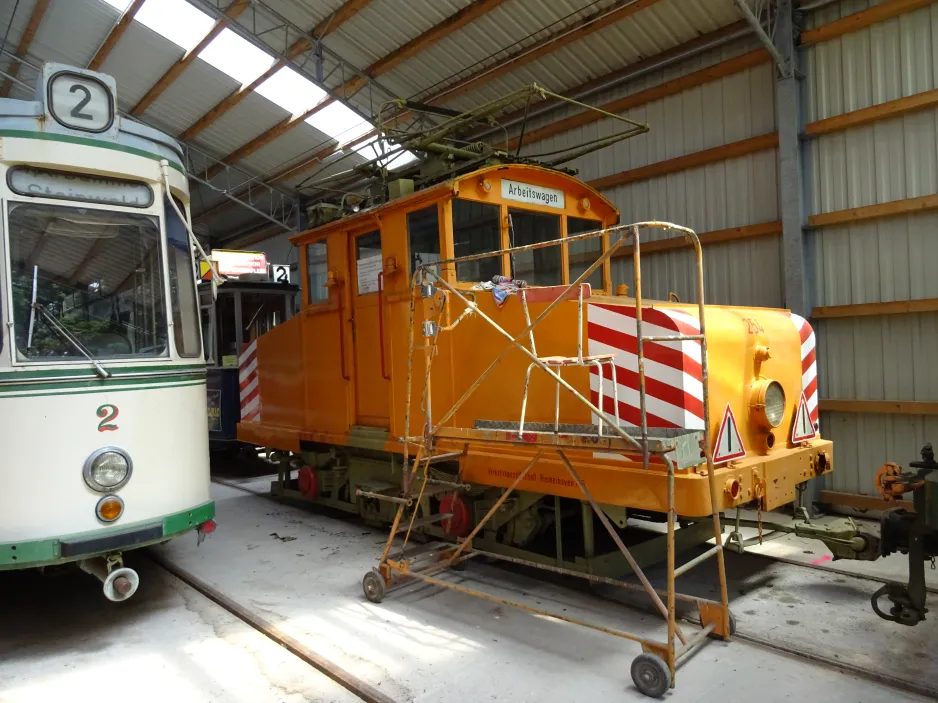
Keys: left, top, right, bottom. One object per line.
{"left": 439, "top": 494, "right": 470, "bottom": 537}
{"left": 297, "top": 466, "right": 319, "bottom": 498}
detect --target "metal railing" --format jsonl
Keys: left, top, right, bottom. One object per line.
{"left": 363, "top": 220, "right": 734, "bottom": 695}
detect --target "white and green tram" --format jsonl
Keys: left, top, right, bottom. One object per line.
{"left": 0, "top": 63, "right": 215, "bottom": 600}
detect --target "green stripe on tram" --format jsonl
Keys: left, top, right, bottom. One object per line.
{"left": 0, "top": 501, "right": 216, "bottom": 569}
{"left": 0, "top": 130, "right": 186, "bottom": 173}
{"left": 0, "top": 378, "right": 205, "bottom": 398}
{"left": 0, "top": 363, "right": 206, "bottom": 381}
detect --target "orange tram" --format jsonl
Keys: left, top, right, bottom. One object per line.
{"left": 236, "top": 161, "right": 840, "bottom": 695}
{"left": 240, "top": 162, "right": 829, "bottom": 544}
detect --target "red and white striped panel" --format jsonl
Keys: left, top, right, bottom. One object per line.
{"left": 587, "top": 303, "right": 705, "bottom": 430}
{"left": 239, "top": 340, "right": 260, "bottom": 423}
{"left": 789, "top": 313, "right": 819, "bottom": 430}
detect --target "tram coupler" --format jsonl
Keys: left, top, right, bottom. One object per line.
{"left": 870, "top": 444, "right": 938, "bottom": 626}
{"left": 79, "top": 553, "right": 140, "bottom": 602}
{"left": 725, "top": 512, "right": 879, "bottom": 560}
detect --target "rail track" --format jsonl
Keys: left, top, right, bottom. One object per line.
{"left": 148, "top": 548, "right": 399, "bottom": 703}
{"left": 208, "top": 474, "right": 938, "bottom": 701}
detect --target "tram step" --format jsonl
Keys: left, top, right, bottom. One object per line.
{"left": 393, "top": 513, "right": 453, "bottom": 535}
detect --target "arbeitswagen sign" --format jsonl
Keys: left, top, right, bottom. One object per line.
{"left": 501, "top": 179, "right": 565, "bottom": 209}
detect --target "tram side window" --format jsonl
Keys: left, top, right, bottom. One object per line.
{"left": 508, "top": 209, "right": 562, "bottom": 286}
{"left": 567, "top": 216, "right": 605, "bottom": 292}
{"left": 165, "top": 195, "right": 202, "bottom": 357}
{"left": 407, "top": 206, "right": 440, "bottom": 275}
{"left": 306, "top": 241, "right": 328, "bottom": 304}
{"left": 452, "top": 199, "right": 501, "bottom": 282}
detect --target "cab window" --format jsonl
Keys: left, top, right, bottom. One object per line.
{"left": 306, "top": 241, "right": 328, "bottom": 304}
{"left": 407, "top": 206, "right": 440, "bottom": 275}
{"left": 508, "top": 208, "right": 562, "bottom": 286}
{"left": 452, "top": 199, "right": 501, "bottom": 282}
{"left": 567, "top": 217, "right": 605, "bottom": 291}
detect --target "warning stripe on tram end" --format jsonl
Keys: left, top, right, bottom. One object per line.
{"left": 713, "top": 403, "right": 746, "bottom": 464}
{"left": 791, "top": 391, "right": 817, "bottom": 443}
{"left": 239, "top": 340, "right": 261, "bottom": 423}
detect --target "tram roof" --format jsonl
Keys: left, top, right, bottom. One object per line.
{"left": 289, "top": 163, "right": 619, "bottom": 245}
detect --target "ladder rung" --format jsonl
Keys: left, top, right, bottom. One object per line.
{"left": 412, "top": 451, "right": 464, "bottom": 466}
{"left": 674, "top": 545, "right": 722, "bottom": 578}
{"left": 393, "top": 513, "right": 453, "bottom": 534}
{"left": 643, "top": 335, "right": 704, "bottom": 342}
{"left": 398, "top": 541, "right": 453, "bottom": 561}
{"left": 424, "top": 477, "right": 471, "bottom": 490}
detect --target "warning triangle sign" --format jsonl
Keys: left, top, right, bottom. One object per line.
{"left": 713, "top": 403, "right": 746, "bottom": 464}
{"left": 791, "top": 391, "right": 817, "bottom": 443}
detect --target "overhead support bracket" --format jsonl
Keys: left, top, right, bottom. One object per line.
{"left": 733, "top": 0, "right": 792, "bottom": 78}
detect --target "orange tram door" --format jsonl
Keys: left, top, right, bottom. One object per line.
{"left": 237, "top": 163, "right": 834, "bottom": 577}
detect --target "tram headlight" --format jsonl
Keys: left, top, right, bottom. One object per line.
{"left": 83, "top": 448, "right": 132, "bottom": 492}
{"left": 750, "top": 380, "right": 786, "bottom": 429}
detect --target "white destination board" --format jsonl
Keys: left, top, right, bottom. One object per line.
{"left": 501, "top": 179, "right": 565, "bottom": 209}
{"left": 9, "top": 167, "right": 152, "bottom": 208}
{"left": 48, "top": 71, "right": 114, "bottom": 132}
{"left": 357, "top": 255, "right": 383, "bottom": 295}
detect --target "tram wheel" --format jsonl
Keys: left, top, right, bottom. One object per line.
{"left": 362, "top": 569, "right": 386, "bottom": 604}
{"left": 630, "top": 653, "right": 671, "bottom": 698}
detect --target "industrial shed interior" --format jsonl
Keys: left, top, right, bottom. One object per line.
{"left": 1, "top": 0, "right": 938, "bottom": 701}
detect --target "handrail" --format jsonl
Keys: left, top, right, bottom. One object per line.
{"left": 337, "top": 286, "right": 350, "bottom": 381}
{"left": 377, "top": 271, "right": 390, "bottom": 380}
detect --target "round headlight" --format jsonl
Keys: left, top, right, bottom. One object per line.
{"left": 750, "top": 380, "right": 786, "bottom": 430}
{"left": 84, "top": 447, "right": 132, "bottom": 492}
{"left": 763, "top": 382, "right": 786, "bottom": 427}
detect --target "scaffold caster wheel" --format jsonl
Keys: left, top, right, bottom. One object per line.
{"left": 706, "top": 611, "right": 737, "bottom": 640}
{"left": 362, "top": 570, "right": 386, "bottom": 604}
{"left": 630, "top": 653, "right": 670, "bottom": 698}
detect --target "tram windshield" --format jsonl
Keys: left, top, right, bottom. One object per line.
{"left": 7, "top": 201, "right": 169, "bottom": 361}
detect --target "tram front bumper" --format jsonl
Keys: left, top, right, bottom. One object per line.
{"left": 0, "top": 501, "right": 215, "bottom": 570}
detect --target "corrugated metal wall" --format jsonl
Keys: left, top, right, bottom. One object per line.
{"left": 804, "top": 0, "right": 938, "bottom": 491}
{"left": 518, "top": 37, "right": 783, "bottom": 306}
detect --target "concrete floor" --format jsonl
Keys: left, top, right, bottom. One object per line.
{"left": 1, "top": 480, "right": 935, "bottom": 702}
{"left": 0, "top": 555, "right": 359, "bottom": 703}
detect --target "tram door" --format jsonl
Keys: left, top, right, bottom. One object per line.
{"left": 349, "top": 229, "right": 390, "bottom": 428}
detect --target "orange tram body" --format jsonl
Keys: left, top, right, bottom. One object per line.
{"left": 238, "top": 163, "right": 831, "bottom": 565}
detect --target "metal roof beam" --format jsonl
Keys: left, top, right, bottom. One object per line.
{"left": 181, "top": 0, "right": 390, "bottom": 142}
{"left": 416, "top": 0, "right": 662, "bottom": 107}
{"left": 0, "top": 0, "right": 50, "bottom": 97}
{"left": 334, "top": 0, "right": 508, "bottom": 99}
{"left": 474, "top": 20, "right": 752, "bottom": 140}
{"left": 197, "top": 0, "right": 505, "bottom": 172}
{"left": 88, "top": 0, "right": 146, "bottom": 71}
{"left": 130, "top": 0, "right": 250, "bottom": 116}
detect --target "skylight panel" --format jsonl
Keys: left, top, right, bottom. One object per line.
{"left": 135, "top": 0, "right": 214, "bottom": 51}
{"left": 199, "top": 28, "right": 276, "bottom": 86}
{"left": 306, "top": 101, "right": 373, "bottom": 145}
{"left": 256, "top": 66, "right": 327, "bottom": 116}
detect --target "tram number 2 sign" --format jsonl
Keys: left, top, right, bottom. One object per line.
{"left": 96, "top": 404, "right": 120, "bottom": 432}
{"left": 271, "top": 264, "right": 291, "bottom": 283}
{"left": 47, "top": 71, "right": 114, "bottom": 133}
